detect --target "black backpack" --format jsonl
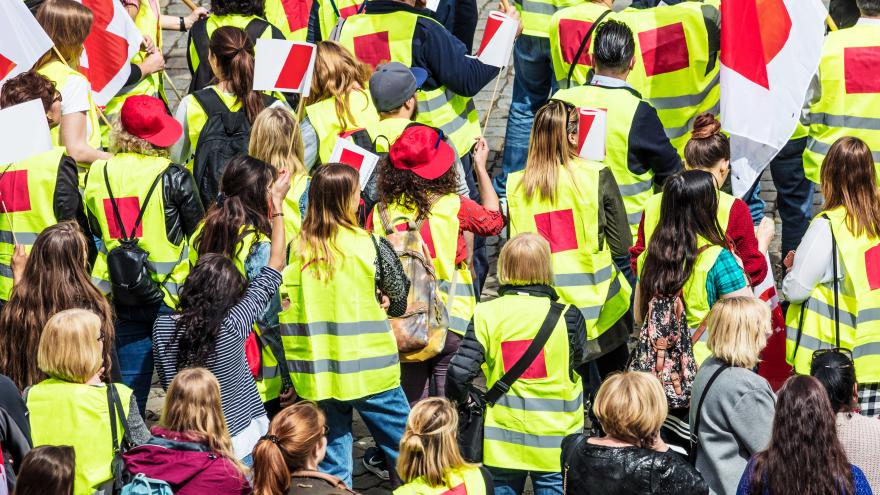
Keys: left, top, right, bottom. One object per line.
{"left": 187, "top": 18, "right": 282, "bottom": 93}
{"left": 190, "top": 89, "right": 277, "bottom": 206}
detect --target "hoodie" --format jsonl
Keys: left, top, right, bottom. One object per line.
{"left": 122, "top": 427, "right": 250, "bottom": 495}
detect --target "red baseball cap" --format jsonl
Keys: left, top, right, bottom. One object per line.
{"left": 120, "top": 95, "right": 182, "bottom": 148}
{"left": 389, "top": 126, "right": 456, "bottom": 180}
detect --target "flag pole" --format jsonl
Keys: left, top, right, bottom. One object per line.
{"left": 50, "top": 45, "right": 113, "bottom": 127}
{"left": 826, "top": 15, "right": 838, "bottom": 31}
{"left": 499, "top": 0, "right": 510, "bottom": 12}
{"left": 163, "top": 71, "right": 184, "bottom": 102}
{"left": 181, "top": 0, "right": 200, "bottom": 11}
{"left": 480, "top": 70, "right": 503, "bottom": 134}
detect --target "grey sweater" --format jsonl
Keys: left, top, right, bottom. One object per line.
{"left": 688, "top": 357, "right": 776, "bottom": 495}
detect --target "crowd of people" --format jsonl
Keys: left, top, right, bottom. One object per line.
{"left": 0, "top": 0, "right": 879, "bottom": 493}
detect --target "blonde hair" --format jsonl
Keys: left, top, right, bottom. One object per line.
{"left": 37, "top": 309, "right": 103, "bottom": 383}
{"left": 161, "top": 368, "right": 246, "bottom": 474}
{"left": 109, "top": 119, "right": 168, "bottom": 157}
{"left": 252, "top": 402, "right": 327, "bottom": 495}
{"left": 398, "top": 398, "right": 472, "bottom": 487}
{"left": 593, "top": 371, "right": 667, "bottom": 449}
{"left": 520, "top": 100, "right": 579, "bottom": 202}
{"left": 306, "top": 41, "right": 373, "bottom": 132}
{"left": 498, "top": 233, "right": 554, "bottom": 286}
{"left": 249, "top": 107, "right": 307, "bottom": 177}
{"left": 35, "top": 0, "right": 93, "bottom": 70}
{"left": 707, "top": 296, "right": 771, "bottom": 369}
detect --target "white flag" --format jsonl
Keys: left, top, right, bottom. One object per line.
{"left": 76, "top": 0, "right": 143, "bottom": 106}
{"left": 0, "top": 100, "right": 52, "bottom": 165}
{"left": 253, "top": 39, "right": 317, "bottom": 96}
{"left": 576, "top": 107, "right": 607, "bottom": 161}
{"left": 475, "top": 12, "right": 518, "bottom": 68}
{"left": 0, "top": 1, "right": 53, "bottom": 86}
{"left": 329, "top": 137, "right": 379, "bottom": 191}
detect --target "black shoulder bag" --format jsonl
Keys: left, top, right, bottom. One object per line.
{"left": 104, "top": 384, "right": 134, "bottom": 495}
{"left": 457, "top": 301, "right": 566, "bottom": 462}
{"left": 688, "top": 364, "right": 729, "bottom": 466}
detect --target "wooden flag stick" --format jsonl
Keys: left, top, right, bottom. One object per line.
{"left": 480, "top": 71, "right": 503, "bottom": 134}
{"left": 181, "top": 0, "right": 200, "bottom": 12}
{"left": 499, "top": 0, "right": 510, "bottom": 12}
{"left": 163, "top": 71, "right": 184, "bottom": 102}
{"left": 50, "top": 45, "right": 112, "bottom": 127}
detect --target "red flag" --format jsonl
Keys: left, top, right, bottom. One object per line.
{"left": 75, "top": 0, "right": 142, "bottom": 105}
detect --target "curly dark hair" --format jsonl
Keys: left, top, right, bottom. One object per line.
{"left": 377, "top": 156, "right": 459, "bottom": 218}
{"left": 211, "top": 0, "right": 264, "bottom": 17}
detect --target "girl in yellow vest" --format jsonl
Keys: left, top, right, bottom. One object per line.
{"left": 249, "top": 106, "right": 311, "bottom": 243}
{"left": 280, "top": 164, "right": 410, "bottom": 486}
{"left": 507, "top": 100, "right": 632, "bottom": 380}
{"left": 395, "top": 398, "right": 493, "bottom": 495}
{"left": 447, "top": 233, "right": 588, "bottom": 495}
{"left": 171, "top": 26, "right": 290, "bottom": 168}
{"left": 303, "top": 41, "right": 380, "bottom": 166}
{"left": 27, "top": 309, "right": 150, "bottom": 495}
{"left": 14, "top": 446, "right": 76, "bottom": 495}
{"left": 33, "top": 0, "right": 111, "bottom": 165}
{"left": 783, "top": 136, "right": 880, "bottom": 417}
{"left": 251, "top": 401, "right": 359, "bottom": 495}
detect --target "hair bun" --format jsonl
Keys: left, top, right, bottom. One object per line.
{"left": 691, "top": 113, "right": 722, "bottom": 139}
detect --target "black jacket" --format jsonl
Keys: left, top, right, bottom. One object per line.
{"left": 0, "top": 375, "right": 31, "bottom": 492}
{"left": 561, "top": 434, "right": 709, "bottom": 495}
{"left": 446, "top": 285, "right": 589, "bottom": 405}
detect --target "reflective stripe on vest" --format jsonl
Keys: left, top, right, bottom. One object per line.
{"left": 265, "top": 0, "right": 312, "bottom": 41}
{"left": 514, "top": 0, "right": 582, "bottom": 38}
{"left": 550, "top": 3, "right": 718, "bottom": 152}
{"left": 279, "top": 228, "right": 400, "bottom": 401}
{"left": 372, "top": 194, "right": 477, "bottom": 336}
{"left": 0, "top": 147, "right": 65, "bottom": 300}
{"left": 641, "top": 190, "right": 735, "bottom": 246}
{"left": 84, "top": 154, "right": 188, "bottom": 308}
{"left": 785, "top": 207, "right": 880, "bottom": 382}
{"left": 393, "top": 466, "right": 487, "bottom": 495}
{"left": 507, "top": 158, "right": 632, "bottom": 339}
{"left": 337, "top": 12, "right": 481, "bottom": 158}
{"left": 28, "top": 379, "right": 132, "bottom": 495}
{"left": 553, "top": 85, "right": 652, "bottom": 239}
{"left": 475, "top": 295, "right": 583, "bottom": 472}
{"left": 804, "top": 23, "right": 880, "bottom": 184}
{"left": 305, "top": 90, "right": 381, "bottom": 164}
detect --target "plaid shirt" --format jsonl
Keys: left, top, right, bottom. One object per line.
{"left": 706, "top": 248, "right": 748, "bottom": 306}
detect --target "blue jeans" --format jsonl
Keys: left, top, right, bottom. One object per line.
{"left": 115, "top": 302, "right": 172, "bottom": 417}
{"left": 769, "top": 137, "right": 814, "bottom": 255}
{"left": 494, "top": 35, "right": 556, "bottom": 197}
{"left": 487, "top": 467, "right": 563, "bottom": 495}
{"left": 318, "top": 387, "right": 410, "bottom": 487}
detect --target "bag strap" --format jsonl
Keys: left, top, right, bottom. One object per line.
{"left": 104, "top": 163, "right": 167, "bottom": 242}
{"left": 377, "top": 203, "right": 395, "bottom": 235}
{"left": 107, "top": 383, "right": 132, "bottom": 452}
{"left": 245, "top": 18, "right": 270, "bottom": 45}
{"left": 190, "top": 19, "right": 210, "bottom": 80}
{"left": 485, "top": 301, "right": 566, "bottom": 405}
{"left": 370, "top": 234, "right": 386, "bottom": 302}
{"left": 565, "top": 9, "right": 612, "bottom": 89}
{"left": 192, "top": 88, "right": 231, "bottom": 117}
{"left": 689, "top": 364, "right": 729, "bottom": 454}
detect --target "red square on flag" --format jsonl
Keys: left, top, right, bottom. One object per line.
{"left": 0, "top": 53, "right": 16, "bottom": 80}
{"left": 339, "top": 148, "right": 366, "bottom": 170}
{"left": 354, "top": 32, "right": 391, "bottom": 69}
{"left": 844, "top": 47, "right": 880, "bottom": 94}
{"left": 0, "top": 170, "right": 31, "bottom": 213}
{"left": 638, "top": 23, "right": 689, "bottom": 77}
{"left": 394, "top": 219, "right": 436, "bottom": 258}
{"left": 559, "top": 19, "right": 593, "bottom": 66}
{"left": 103, "top": 197, "right": 143, "bottom": 239}
{"left": 276, "top": 44, "right": 314, "bottom": 91}
{"left": 441, "top": 484, "right": 468, "bottom": 495}
{"left": 866, "top": 244, "right": 880, "bottom": 290}
{"left": 501, "top": 340, "right": 548, "bottom": 380}
{"left": 534, "top": 209, "right": 578, "bottom": 253}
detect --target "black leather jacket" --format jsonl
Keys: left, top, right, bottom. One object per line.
{"left": 561, "top": 434, "right": 709, "bottom": 495}
{"left": 86, "top": 164, "right": 205, "bottom": 246}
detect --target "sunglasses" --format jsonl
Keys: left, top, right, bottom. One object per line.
{"left": 811, "top": 347, "right": 854, "bottom": 368}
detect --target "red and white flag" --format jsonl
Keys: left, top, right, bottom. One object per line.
{"left": 0, "top": 100, "right": 52, "bottom": 164}
{"left": 476, "top": 12, "right": 518, "bottom": 68}
{"left": 0, "top": 1, "right": 53, "bottom": 86}
{"left": 752, "top": 253, "right": 792, "bottom": 390}
{"left": 721, "top": 0, "right": 826, "bottom": 196}
{"left": 77, "top": 0, "right": 142, "bottom": 106}
{"left": 576, "top": 107, "right": 606, "bottom": 161}
{"left": 253, "top": 38, "right": 317, "bottom": 96}
{"left": 329, "top": 136, "right": 379, "bottom": 191}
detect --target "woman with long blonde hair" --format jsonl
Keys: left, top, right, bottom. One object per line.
{"left": 280, "top": 164, "right": 409, "bottom": 486}
{"left": 784, "top": 136, "right": 880, "bottom": 417}
{"left": 303, "top": 41, "right": 380, "bottom": 165}
{"left": 507, "top": 99, "right": 632, "bottom": 379}
{"left": 249, "top": 107, "right": 310, "bottom": 240}
{"left": 123, "top": 368, "right": 250, "bottom": 494}
{"left": 395, "top": 398, "right": 492, "bottom": 494}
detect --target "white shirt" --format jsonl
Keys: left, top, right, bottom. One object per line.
{"left": 782, "top": 216, "right": 845, "bottom": 303}
{"left": 590, "top": 74, "right": 631, "bottom": 89}
{"left": 59, "top": 74, "right": 94, "bottom": 142}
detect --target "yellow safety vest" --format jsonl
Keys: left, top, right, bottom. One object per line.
{"left": 0, "top": 147, "right": 66, "bottom": 301}
{"left": 553, "top": 85, "right": 652, "bottom": 238}
{"left": 550, "top": 3, "right": 719, "bottom": 152}
{"left": 637, "top": 243, "right": 724, "bottom": 364}
{"left": 28, "top": 379, "right": 132, "bottom": 495}
{"left": 367, "top": 117, "right": 412, "bottom": 153}
{"left": 187, "top": 14, "right": 279, "bottom": 77}
{"left": 475, "top": 294, "right": 583, "bottom": 472}
{"left": 641, "top": 189, "right": 735, "bottom": 245}
{"left": 514, "top": 0, "right": 582, "bottom": 38}
{"left": 337, "top": 12, "right": 481, "bottom": 158}
{"left": 283, "top": 173, "right": 310, "bottom": 244}
{"left": 265, "top": 0, "right": 313, "bottom": 41}
{"left": 786, "top": 207, "right": 880, "bottom": 382}
{"left": 317, "top": 0, "right": 365, "bottom": 41}
{"left": 507, "top": 158, "right": 632, "bottom": 340}
{"left": 84, "top": 153, "right": 189, "bottom": 308}
{"left": 305, "top": 90, "right": 381, "bottom": 164}
{"left": 394, "top": 466, "right": 487, "bottom": 495}
{"left": 371, "top": 194, "right": 477, "bottom": 336}
{"left": 804, "top": 23, "right": 880, "bottom": 184}
{"left": 279, "top": 227, "right": 400, "bottom": 401}
{"left": 103, "top": 0, "right": 165, "bottom": 146}
{"left": 548, "top": 2, "right": 610, "bottom": 85}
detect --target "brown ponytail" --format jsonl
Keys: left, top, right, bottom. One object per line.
{"left": 684, "top": 112, "right": 729, "bottom": 170}
{"left": 209, "top": 26, "right": 265, "bottom": 124}
{"left": 252, "top": 402, "right": 327, "bottom": 495}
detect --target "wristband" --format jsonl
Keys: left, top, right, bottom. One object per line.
{"left": 179, "top": 16, "right": 186, "bottom": 32}
{"left": 272, "top": 212, "right": 284, "bottom": 218}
